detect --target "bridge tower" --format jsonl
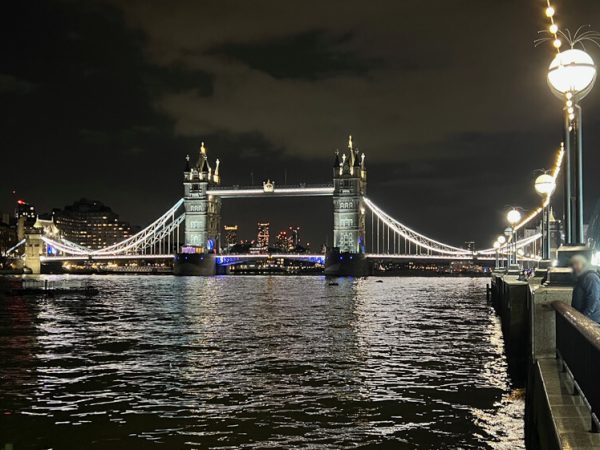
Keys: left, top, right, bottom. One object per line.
{"left": 174, "top": 143, "right": 222, "bottom": 275}
{"left": 325, "top": 135, "right": 369, "bottom": 276}
{"left": 24, "top": 228, "right": 44, "bottom": 274}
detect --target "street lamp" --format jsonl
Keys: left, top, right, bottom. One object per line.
{"left": 535, "top": 173, "right": 556, "bottom": 260}
{"left": 504, "top": 227, "right": 513, "bottom": 267}
{"left": 547, "top": 48, "right": 597, "bottom": 244}
{"left": 493, "top": 240, "right": 501, "bottom": 268}
{"left": 507, "top": 209, "right": 522, "bottom": 266}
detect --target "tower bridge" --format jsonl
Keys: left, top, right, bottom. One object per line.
{"left": 12, "top": 136, "right": 542, "bottom": 275}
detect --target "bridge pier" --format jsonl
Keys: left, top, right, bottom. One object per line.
{"left": 324, "top": 250, "right": 370, "bottom": 277}
{"left": 173, "top": 253, "right": 217, "bottom": 276}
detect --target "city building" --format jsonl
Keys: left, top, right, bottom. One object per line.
{"left": 276, "top": 230, "right": 290, "bottom": 251}
{"left": 0, "top": 214, "right": 17, "bottom": 255}
{"left": 289, "top": 226, "right": 301, "bottom": 247}
{"left": 16, "top": 200, "right": 36, "bottom": 227}
{"left": 1, "top": 212, "right": 11, "bottom": 226}
{"left": 257, "top": 222, "right": 270, "bottom": 249}
{"left": 224, "top": 225, "right": 239, "bottom": 247}
{"left": 52, "top": 199, "right": 133, "bottom": 249}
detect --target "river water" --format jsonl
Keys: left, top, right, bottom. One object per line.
{"left": 0, "top": 276, "right": 523, "bottom": 449}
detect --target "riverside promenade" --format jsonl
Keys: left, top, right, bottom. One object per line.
{"left": 490, "top": 271, "right": 600, "bottom": 449}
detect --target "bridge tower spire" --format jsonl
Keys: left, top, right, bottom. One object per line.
{"left": 325, "top": 135, "right": 368, "bottom": 276}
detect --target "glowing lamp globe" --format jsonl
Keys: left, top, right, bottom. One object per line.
{"left": 493, "top": 241, "right": 501, "bottom": 249}
{"left": 497, "top": 235, "right": 506, "bottom": 244}
{"left": 548, "top": 49, "right": 596, "bottom": 101}
{"left": 534, "top": 173, "right": 556, "bottom": 195}
{"left": 507, "top": 209, "right": 522, "bottom": 226}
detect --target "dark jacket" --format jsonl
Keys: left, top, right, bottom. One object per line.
{"left": 572, "top": 270, "right": 600, "bottom": 324}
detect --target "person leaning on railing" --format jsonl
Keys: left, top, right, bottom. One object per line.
{"left": 570, "top": 254, "right": 600, "bottom": 324}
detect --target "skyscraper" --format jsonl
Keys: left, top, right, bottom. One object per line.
{"left": 224, "top": 225, "right": 239, "bottom": 247}
{"left": 288, "top": 226, "right": 301, "bottom": 247}
{"left": 257, "top": 222, "right": 270, "bottom": 249}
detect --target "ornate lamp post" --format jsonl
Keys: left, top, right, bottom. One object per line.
{"left": 494, "top": 235, "right": 507, "bottom": 269}
{"left": 503, "top": 228, "right": 513, "bottom": 267}
{"left": 493, "top": 241, "right": 501, "bottom": 268}
{"left": 547, "top": 47, "right": 597, "bottom": 244}
{"left": 535, "top": 173, "right": 557, "bottom": 260}
{"left": 507, "top": 209, "right": 522, "bottom": 266}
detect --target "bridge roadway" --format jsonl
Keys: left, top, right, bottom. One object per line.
{"left": 39, "top": 253, "right": 506, "bottom": 263}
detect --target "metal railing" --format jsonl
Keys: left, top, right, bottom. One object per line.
{"left": 553, "top": 301, "right": 600, "bottom": 432}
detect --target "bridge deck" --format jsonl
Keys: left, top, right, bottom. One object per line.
{"left": 40, "top": 253, "right": 504, "bottom": 263}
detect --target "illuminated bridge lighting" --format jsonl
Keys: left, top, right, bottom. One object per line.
{"left": 40, "top": 254, "right": 175, "bottom": 262}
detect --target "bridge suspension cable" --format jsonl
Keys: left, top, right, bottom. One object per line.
{"left": 363, "top": 198, "right": 472, "bottom": 256}
{"left": 3, "top": 239, "right": 25, "bottom": 256}
{"left": 42, "top": 199, "right": 185, "bottom": 257}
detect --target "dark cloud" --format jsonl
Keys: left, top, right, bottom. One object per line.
{"left": 0, "top": 74, "right": 37, "bottom": 94}
{"left": 208, "top": 31, "right": 374, "bottom": 80}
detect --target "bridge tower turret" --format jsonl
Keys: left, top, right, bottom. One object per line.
{"left": 175, "top": 143, "right": 222, "bottom": 275}
{"left": 325, "top": 135, "right": 369, "bottom": 276}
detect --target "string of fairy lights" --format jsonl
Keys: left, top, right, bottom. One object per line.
{"left": 544, "top": 1, "right": 577, "bottom": 122}
{"left": 513, "top": 144, "right": 564, "bottom": 232}
{"left": 490, "top": 144, "right": 563, "bottom": 256}
{"left": 545, "top": 1, "right": 561, "bottom": 51}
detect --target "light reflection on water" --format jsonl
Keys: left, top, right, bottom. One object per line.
{"left": 0, "top": 276, "right": 523, "bottom": 449}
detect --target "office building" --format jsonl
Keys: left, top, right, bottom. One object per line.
{"left": 52, "top": 198, "right": 133, "bottom": 249}
{"left": 224, "top": 225, "right": 239, "bottom": 247}
{"left": 257, "top": 222, "right": 270, "bottom": 248}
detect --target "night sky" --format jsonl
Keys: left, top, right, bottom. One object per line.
{"left": 2, "top": 0, "right": 600, "bottom": 249}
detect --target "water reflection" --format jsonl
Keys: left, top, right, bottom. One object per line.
{"left": 0, "top": 276, "right": 522, "bottom": 449}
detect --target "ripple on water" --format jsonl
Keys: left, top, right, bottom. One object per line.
{"left": 0, "top": 276, "right": 523, "bottom": 449}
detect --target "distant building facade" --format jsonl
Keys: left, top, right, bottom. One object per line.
{"left": 276, "top": 230, "right": 290, "bottom": 251}
{"left": 289, "top": 226, "right": 301, "bottom": 247}
{"left": 224, "top": 225, "right": 239, "bottom": 247}
{"left": 52, "top": 199, "right": 133, "bottom": 249}
{"left": 0, "top": 213, "right": 17, "bottom": 255}
{"left": 16, "top": 200, "right": 36, "bottom": 227}
{"left": 257, "top": 222, "right": 270, "bottom": 249}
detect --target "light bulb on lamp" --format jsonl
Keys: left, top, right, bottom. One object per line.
{"left": 507, "top": 209, "right": 522, "bottom": 226}
{"left": 548, "top": 49, "right": 596, "bottom": 101}
{"left": 535, "top": 173, "right": 556, "bottom": 196}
